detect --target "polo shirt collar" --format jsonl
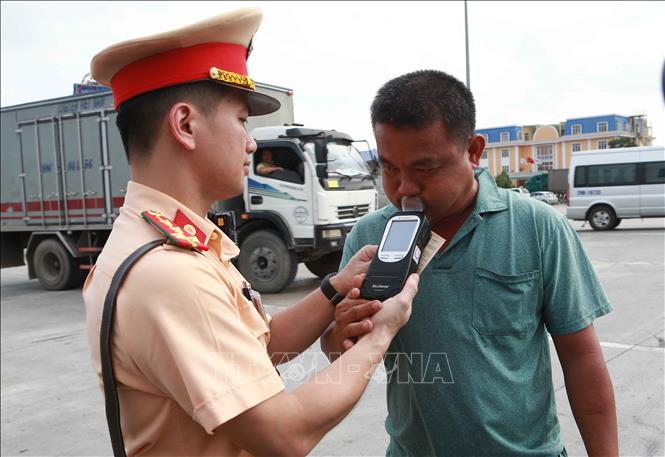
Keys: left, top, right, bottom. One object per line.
{"left": 380, "top": 167, "right": 507, "bottom": 220}
{"left": 123, "top": 181, "right": 239, "bottom": 261}
{"left": 474, "top": 168, "right": 508, "bottom": 215}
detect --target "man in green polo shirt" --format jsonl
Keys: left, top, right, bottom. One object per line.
{"left": 326, "top": 70, "right": 618, "bottom": 456}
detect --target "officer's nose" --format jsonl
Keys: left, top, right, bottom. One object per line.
{"left": 246, "top": 133, "right": 257, "bottom": 155}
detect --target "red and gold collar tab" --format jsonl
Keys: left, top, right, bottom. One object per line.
{"left": 142, "top": 209, "right": 209, "bottom": 252}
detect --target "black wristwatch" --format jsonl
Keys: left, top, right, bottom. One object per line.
{"left": 321, "top": 272, "right": 344, "bottom": 305}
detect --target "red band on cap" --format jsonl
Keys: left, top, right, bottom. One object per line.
{"left": 111, "top": 42, "right": 248, "bottom": 109}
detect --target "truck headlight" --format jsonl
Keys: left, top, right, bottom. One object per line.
{"left": 322, "top": 229, "right": 343, "bottom": 239}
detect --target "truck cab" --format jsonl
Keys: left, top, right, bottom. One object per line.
{"left": 214, "top": 126, "right": 378, "bottom": 293}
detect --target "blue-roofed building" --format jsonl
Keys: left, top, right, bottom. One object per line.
{"left": 563, "top": 114, "right": 634, "bottom": 136}
{"left": 475, "top": 114, "right": 653, "bottom": 181}
{"left": 476, "top": 125, "right": 523, "bottom": 144}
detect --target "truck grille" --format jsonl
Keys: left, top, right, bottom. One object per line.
{"left": 336, "top": 204, "right": 370, "bottom": 220}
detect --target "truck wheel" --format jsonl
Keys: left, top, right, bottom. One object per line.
{"left": 588, "top": 205, "right": 618, "bottom": 231}
{"left": 305, "top": 251, "right": 343, "bottom": 279}
{"left": 33, "top": 239, "right": 84, "bottom": 290}
{"left": 238, "top": 230, "right": 298, "bottom": 294}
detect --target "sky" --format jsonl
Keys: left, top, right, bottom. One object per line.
{"left": 2, "top": 1, "right": 664, "bottom": 149}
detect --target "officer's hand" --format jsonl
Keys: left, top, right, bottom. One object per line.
{"left": 367, "top": 273, "right": 419, "bottom": 337}
{"left": 332, "top": 245, "right": 378, "bottom": 295}
{"left": 332, "top": 273, "right": 382, "bottom": 351}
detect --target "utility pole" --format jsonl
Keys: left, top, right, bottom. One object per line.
{"left": 464, "top": 0, "right": 470, "bottom": 89}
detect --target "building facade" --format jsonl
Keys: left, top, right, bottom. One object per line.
{"left": 476, "top": 114, "right": 653, "bottom": 180}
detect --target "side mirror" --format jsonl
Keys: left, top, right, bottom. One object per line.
{"left": 316, "top": 163, "right": 327, "bottom": 178}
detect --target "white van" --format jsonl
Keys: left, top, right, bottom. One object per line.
{"left": 566, "top": 146, "right": 665, "bottom": 230}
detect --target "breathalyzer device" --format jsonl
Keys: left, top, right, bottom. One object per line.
{"left": 360, "top": 197, "right": 431, "bottom": 300}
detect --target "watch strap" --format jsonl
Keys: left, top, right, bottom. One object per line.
{"left": 321, "top": 272, "right": 340, "bottom": 302}
{"left": 330, "top": 292, "right": 345, "bottom": 306}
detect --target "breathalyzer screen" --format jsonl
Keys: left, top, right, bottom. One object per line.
{"left": 382, "top": 220, "right": 418, "bottom": 251}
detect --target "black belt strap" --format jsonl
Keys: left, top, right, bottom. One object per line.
{"left": 100, "top": 239, "right": 166, "bottom": 457}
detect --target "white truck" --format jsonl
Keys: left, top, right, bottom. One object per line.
{"left": 224, "top": 126, "right": 377, "bottom": 292}
{"left": 1, "top": 84, "right": 377, "bottom": 292}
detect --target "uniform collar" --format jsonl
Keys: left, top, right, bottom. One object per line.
{"left": 123, "top": 181, "right": 240, "bottom": 261}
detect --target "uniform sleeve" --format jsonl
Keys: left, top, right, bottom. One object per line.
{"left": 541, "top": 213, "right": 613, "bottom": 336}
{"left": 119, "top": 250, "right": 284, "bottom": 434}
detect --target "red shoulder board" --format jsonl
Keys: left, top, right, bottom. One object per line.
{"left": 141, "top": 210, "right": 209, "bottom": 251}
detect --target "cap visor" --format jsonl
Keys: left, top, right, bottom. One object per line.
{"left": 246, "top": 90, "right": 281, "bottom": 116}
{"left": 213, "top": 82, "right": 281, "bottom": 116}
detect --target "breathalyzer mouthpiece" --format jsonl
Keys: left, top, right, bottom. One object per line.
{"left": 401, "top": 196, "right": 425, "bottom": 212}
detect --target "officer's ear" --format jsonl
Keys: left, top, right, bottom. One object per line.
{"left": 466, "top": 135, "right": 485, "bottom": 167}
{"left": 168, "top": 102, "right": 200, "bottom": 152}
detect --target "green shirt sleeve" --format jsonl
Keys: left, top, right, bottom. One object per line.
{"left": 340, "top": 224, "right": 361, "bottom": 270}
{"left": 541, "top": 212, "right": 613, "bottom": 336}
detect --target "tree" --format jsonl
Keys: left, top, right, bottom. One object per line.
{"left": 609, "top": 137, "right": 636, "bottom": 148}
{"left": 495, "top": 170, "right": 514, "bottom": 188}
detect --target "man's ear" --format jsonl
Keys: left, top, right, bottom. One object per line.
{"left": 168, "top": 102, "right": 200, "bottom": 151}
{"left": 467, "top": 134, "right": 486, "bottom": 167}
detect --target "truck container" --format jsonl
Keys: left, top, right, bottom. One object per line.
{"left": 525, "top": 169, "right": 568, "bottom": 194}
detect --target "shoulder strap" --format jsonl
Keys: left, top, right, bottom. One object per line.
{"left": 100, "top": 239, "right": 166, "bottom": 457}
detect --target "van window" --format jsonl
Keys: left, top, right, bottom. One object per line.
{"left": 644, "top": 161, "right": 665, "bottom": 184}
{"left": 576, "top": 163, "right": 638, "bottom": 187}
{"left": 574, "top": 168, "right": 586, "bottom": 187}
{"left": 587, "top": 163, "right": 637, "bottom": 186}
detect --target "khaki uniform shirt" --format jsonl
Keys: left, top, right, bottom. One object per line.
{"left": 84, "top": 181, "right": 284, "bottom": 456}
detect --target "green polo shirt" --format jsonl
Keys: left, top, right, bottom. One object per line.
{"left": 340, "top": 168, "right": 612, "bottom": 456}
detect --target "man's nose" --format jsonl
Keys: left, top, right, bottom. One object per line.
{"left": 397, "top": 175, "right": 421, "bottom": 197}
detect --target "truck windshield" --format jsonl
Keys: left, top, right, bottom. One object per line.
{"left": 325, "top": 142, "right": 371, "bottom": 178}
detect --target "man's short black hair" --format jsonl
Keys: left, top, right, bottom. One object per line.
{"left": 370, "top": 70, "right": 476, "bottom": 146}
{"left": 115, "top": 81, "right": 230, "bottom": 163}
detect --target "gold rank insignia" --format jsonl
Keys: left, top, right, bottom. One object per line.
{"left": 209, "top": 66, "right": 256, "bottom": 90}
{"left": 142, "top": 210, "right": 209, "bottom": 252}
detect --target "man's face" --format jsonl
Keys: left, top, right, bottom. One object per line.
{"left": 198, "top": 91, "right": 256, "bottom": 199}
{"left": 375, "top": 120, "right": 482, "bottom": 227}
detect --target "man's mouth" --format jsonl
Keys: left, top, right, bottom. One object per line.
{"left": 401, "top": 196, "right": 426, "bottom": 212}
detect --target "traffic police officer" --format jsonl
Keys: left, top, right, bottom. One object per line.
{"left": 83, "top": 7, "right": 419, "bottom": 456}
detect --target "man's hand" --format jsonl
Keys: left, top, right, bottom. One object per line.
{"left": 322, "top": 271, "right": 419, "bottom": 358}
{"left": 336, "top": 273, "right": 419, "bottom": 350}
{"left": 331, "top": 245, "right": 378, "bottom": 295}
{"left": 333, "top": 280, "right": 382, "bottom": 351}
